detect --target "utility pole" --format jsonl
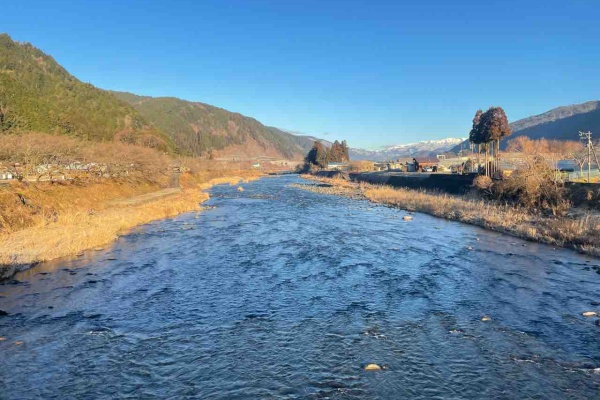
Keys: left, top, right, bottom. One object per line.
{"left": 579, "top": 131, "right": 598, "bottom": 183}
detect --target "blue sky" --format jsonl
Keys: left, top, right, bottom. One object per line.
{"left": 2, "top": 0, "right": 599, "bottom": 149}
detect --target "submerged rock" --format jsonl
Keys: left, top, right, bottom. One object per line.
{"left": 582, "top": 311, "right": 598, "bottom": 317}
{"left": 364, "top": 363, "right": 382, "bottom": 371}
{"left": 0, "top": 310, "right": 8, "bottom": 317}
{"left": 402, "top": 215, "right": 413, "bottom": 221}
{"left": 481, "top": 316, "right": 491, "bottom": 322}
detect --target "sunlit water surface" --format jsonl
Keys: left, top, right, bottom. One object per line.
{"left": 1, "top": 176, "right": 599, "bottom": 399}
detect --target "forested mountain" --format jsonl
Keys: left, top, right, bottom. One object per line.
{"left": 508, "top": 101, "right": 600, "bottom": 142}
{"left": 112, "top": 92, "right": 315, "bottom": 159}
{"left": 0, "top": 34, "right": 174, "bottom": 151}
{"left": 0, "top": 33, "right": 317, "bottom": 159}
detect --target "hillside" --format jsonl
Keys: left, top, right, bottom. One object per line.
{"left": 452, "top": 101, "right": 600, "bottom": 152}
{"left": 350, "top": 138, "right": 465, "bottom": 161}
{"left": 0, "top": 34, "right": 173, "bottom": 151}
{"left": 508, "top": 101, "right": 600, "bottom": 142}
{"left": 112, "top": 92, "right": 315, "bottom": 160}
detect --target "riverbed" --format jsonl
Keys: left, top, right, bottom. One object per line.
{"left": 1, "top": 176, "right": 599, "bottom": 399}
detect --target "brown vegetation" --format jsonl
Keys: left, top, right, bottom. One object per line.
{"left": 348, "top": 160, "right": 375, "bottom": 172}
{"left": 0, "top": 132, "right": 263, "bottom": 275}
{"left": 0, "top": 170, "right": 260, "bottom": 274}
{"left": 506, "top": 136, "right": 583, "bottom": 156}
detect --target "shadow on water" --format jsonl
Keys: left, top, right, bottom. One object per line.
{"left": 1, "top": 175, "right": 599, "bottom": 399}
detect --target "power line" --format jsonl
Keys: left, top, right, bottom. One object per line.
{"left": 579, "top": 131, "right": 598, "bottom": 183}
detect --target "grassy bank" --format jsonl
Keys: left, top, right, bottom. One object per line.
{"left": 0, "top": 170, "right": 260, "bottom": 278}
{"left": 299, "top": 175, "right": 600, "bottom": 257}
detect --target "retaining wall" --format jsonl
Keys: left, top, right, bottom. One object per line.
{"left": 349, "top": 172, "right": 478, "bottom": 194}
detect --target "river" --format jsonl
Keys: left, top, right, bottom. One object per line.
{"left": 1, "top": 176, "right": 599, "bottom": 399}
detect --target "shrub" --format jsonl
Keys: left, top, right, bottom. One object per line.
{"left": 492, "top": 155, "right": 569, "bottom": 216}
{"left": 348, "top": 161, "right": 374, "bottom": 172}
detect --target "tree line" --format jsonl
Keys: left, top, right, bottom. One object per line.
{"left": 304, "top": 140, "right": 350, "bottom": 169}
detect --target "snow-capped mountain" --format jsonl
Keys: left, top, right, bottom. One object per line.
{"left": 350, "top": 138, "right": 466, "bottom": 161}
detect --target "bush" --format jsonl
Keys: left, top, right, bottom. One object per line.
{"left": 348, "top": 161, "right": 374, "bottom": 172}
{"left": 491, "top": 155, "right": 569, "bottom": 216}
{"left": 473, "top": 175, "right": 493, "bottom": 191}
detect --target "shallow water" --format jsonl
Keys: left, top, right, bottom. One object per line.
{"left": 1, "top": 176, "right": 599, "bottom": 399}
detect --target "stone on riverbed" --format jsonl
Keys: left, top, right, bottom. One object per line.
{"left": 364, "top": 364, "right": 382, "bottom": 371}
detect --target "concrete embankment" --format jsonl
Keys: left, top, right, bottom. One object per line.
{"left": 313, "top": 171, "right": 476, "bottom": 194}
{"left": 314, "top": 171, "right": 600, "bottom": 206}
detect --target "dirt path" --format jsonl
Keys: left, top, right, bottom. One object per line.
{"left": 107, "top": 187, "right": 181, "bottom": 207}
{"left": 108, "top": 172, "right": 182, "bottom": 207}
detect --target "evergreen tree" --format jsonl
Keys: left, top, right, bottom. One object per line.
{"left": 469, "top": 107, "right": 511, "bottom": 176}
{"left": 305, "top": 141, "right": 328, "bottom": 168}
{"left": 340, "top": 140, "right": 350, "bottom": 161}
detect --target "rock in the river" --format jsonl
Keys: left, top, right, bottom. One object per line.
{"left": 402, "top": 215, "right": 413, "bottom": 221}
{"left": 364, "top": 364, "right": 382, "bottom": 371}
{"left": 0, "top": 310, "right": 8, "bottom": 317}
{"left": 0, "top": 337, "right": 6, "bottom": 341}
{"left": 481, "top": 316, "right": 491, "bottom": 322}
{"left": 595, "top": 319, "right": 600, "bottom": 327}
{"left": 237, "top": 186, "right": 244, "bottom": 192}
{"left": 14, "top": 341, "right": 23, "bottom": 345}
{"left": 582, "top": 311, "right": 598, "bottom": 317}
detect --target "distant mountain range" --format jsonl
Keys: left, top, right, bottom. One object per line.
{"left": 451, "top": 101, "right": 600, "bottom": 152}
{"left": 350, "top": 138, "right": 466, "bottom": 161}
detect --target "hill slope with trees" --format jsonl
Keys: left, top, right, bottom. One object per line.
{"left": 508, "top": 101, "right": 600, "bottom": 143}
{"left": 112, "top": 91, "right": 315, "bottom": 159}
{"left": 0, "top": 34, "right": 173, "bottom": 151}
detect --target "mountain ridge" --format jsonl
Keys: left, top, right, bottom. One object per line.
{"left": 451, "top": 101, "right": 600, "bottom": 152}
{"left": 350, "top": 138, "right": 465, "bottom": 161}
{"left": 111, "top": 91, "right": 316, "bottom": 160}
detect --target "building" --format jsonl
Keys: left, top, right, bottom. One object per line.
{"left": 411, "top": 157, "right": 440, "bottom": 172}
{"left": 326, "top": 162, "right": 349, "bottom": 171}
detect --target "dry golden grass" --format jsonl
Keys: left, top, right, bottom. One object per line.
{"left": 301, "top": 176, "right": 600, "bottom": 257}
{"left": 0, "top": 170, "right": 261, "bottom": 271}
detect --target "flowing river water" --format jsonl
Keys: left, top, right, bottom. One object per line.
{"left": 1, "top": 176, "right": 599, "bottom": 399}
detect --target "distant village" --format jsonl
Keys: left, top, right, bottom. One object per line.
{"left": 325, "top": 151, "right": 599, "bottom": 182}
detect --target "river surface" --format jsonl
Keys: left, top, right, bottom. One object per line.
{"left": 1, "top": 176, "right": 599, "bottom": 399}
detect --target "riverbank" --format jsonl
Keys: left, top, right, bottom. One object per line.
{"left": 297, "top": 175, "right": 600, "bottom": 258}
{"left": 0, "top": 170, "right": 261, "bottom": 279}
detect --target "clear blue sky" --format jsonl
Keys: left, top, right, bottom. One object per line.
{"left": 2, "top": 0, "right": 599, "bottom": 149}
